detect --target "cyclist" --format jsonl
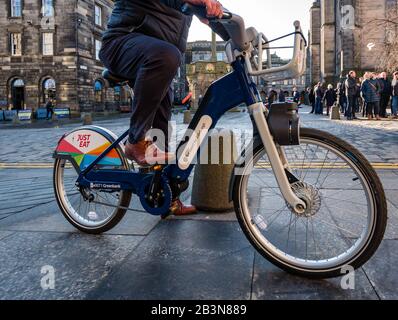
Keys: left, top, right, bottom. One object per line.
{"left": 99, "top": 0, "right": 224, "bottom": 216}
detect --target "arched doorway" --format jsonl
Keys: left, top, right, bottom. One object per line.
{"left": 11, "top": 78, "right": 25, "bottom": 110}
{"left": 41, "top": 78, "right": 56, "bottom": 104}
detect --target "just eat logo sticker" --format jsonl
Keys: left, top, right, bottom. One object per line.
{"left": 77, "top": 134, "right": 91, "bottom": 148}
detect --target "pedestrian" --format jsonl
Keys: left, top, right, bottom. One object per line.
{"left": 360, "top": 75, "right": 368, "bottom": 117}
{"left": 292, "top": 86, "right": 300, "bottom": 103}
{"left": 378, "top": 72, "right": 392, "bottom": 118}
{"left": 308, "top": 87, "right": 315, "bottom": 113}
{"left": 278, "top": 89, "right": 286, "bottom": 102}
{"left": 336, "top": 82, "right": 347, "bottom": 114}
{"left": 361, "top": 72, "right": 382, "bottom": 120}
{"left": 391, "top": 71, "right": 398, "bottom": 119}
{"left": 304, "top": 88, "right": 310, "bottom": 106}
{"left": 45, "top": 99, "right": 54, "bottom": 120}
{"left": 356, "top": 78, "right": 362, "bottom": 115}
{"left": 345, "top": 71, "right": 358, "bottom": 120}
{"left": 314, "top": 82, "right": 324, "bottom": 115}
{"left": 268, "top": 87, "right": 278, "bottom": 105}
{"left": 323, "top": 84, "right": 336, "bottom": 116}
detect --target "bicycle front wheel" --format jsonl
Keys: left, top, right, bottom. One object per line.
{"left": 233, "top": 128, "right": 387, "bottom": 278}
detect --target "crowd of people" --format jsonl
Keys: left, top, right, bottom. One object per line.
{"left": 307, "top": 71, "right": 398, "bottom": 120}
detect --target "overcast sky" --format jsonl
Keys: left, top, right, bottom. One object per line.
{"left": 188, "top": 0, "right": 315, "bottom": 58}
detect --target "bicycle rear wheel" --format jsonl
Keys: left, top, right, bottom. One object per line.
{"left": 53, "top": 126, "right": 132, "bottom": 234}
{"left": 233, "top": 128, "right": 387, "bottom": 278}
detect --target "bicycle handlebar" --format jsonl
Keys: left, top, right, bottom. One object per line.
{"left": 182, "top": 3, "right": 307, "bottom": 81}
{"left": 181, "top": 3, "right": 233, "bottom": 21}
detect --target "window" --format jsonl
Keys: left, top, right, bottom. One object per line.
{"left": 217, "top": 52, "right": 226, "bottom": 62}
{"left": 10, "top": 0, "right": 22, "bottom": 17}
{"left": 95, "top": 5, "right": 102, "bottom": 26}
{"left": 114, "top": 86, "right": 121, "bottom": 102}
{"left": 42, "top": 33, "right": 53, "bottom": 55}
{"left": 42, "top": 0, "right": 53, "bottom": 17}
{"left": 10, "top": 33, "right": 22, "bottom": 56}
{"left": 42, "top": 78, "right": 56, "bottom": 102}
{"left": 94, "top": 80, "right": 103, "bottom": 103}
{"left": 95, "top": 39, "right": 101, "bottom": 60}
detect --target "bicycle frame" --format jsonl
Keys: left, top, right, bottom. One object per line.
{"left": 74, "top": 56, "right": 306, "bottom": 213}
{"left": 75, "top": 57, "right": 253, "bottom": 185}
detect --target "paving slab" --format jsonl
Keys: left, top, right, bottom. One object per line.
{"left": 252, "top": 254, "right": 378, "bottom": 300}
{"left": 87, "top": 220, "right": 254, "bottom": 300}
{"left": 362, "top": 240, "right": 398, "bottom": 300}
{"left": 0, "top": 231, "right": 144, "bottom": 300}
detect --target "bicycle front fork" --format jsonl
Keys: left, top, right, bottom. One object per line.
{"left": 248, "top": 102, "right": 307, "bottom": 214}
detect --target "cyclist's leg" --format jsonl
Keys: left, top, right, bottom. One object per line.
{"left": 99, "top": 33, "right": 181, "bottom": 144}
{"left": 152, "top": 87, "right": 173, "bottom": 152}
{"left": 127, "top": 37, "right": 181, "bottom": 144}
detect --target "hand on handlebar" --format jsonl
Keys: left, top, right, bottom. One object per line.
{"left": 184, "top": 0, "right": 224, "bottom": 24}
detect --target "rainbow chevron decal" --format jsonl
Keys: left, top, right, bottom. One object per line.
{"left": 56, "top": 129, "right": 123, "bottom": 169}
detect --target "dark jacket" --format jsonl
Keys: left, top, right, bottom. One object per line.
{"left": 308, "top": 89, "right": 315, "bottom": 103}
{"left": 361, "top": 79, "right": 381, "bottom": 103}
{"left": 268, "top": 90, "right": 278, "bottom": 104}
{"left": 45, "top": 100, "right": 53, "bottom": 108}
{"left": 323, "top": 89, "right": 336, "bottom": 107}
{"left": 278, "top": 91, "right": 286, "bottom": 102}
{"left": 315, "top": 86, "right": 323, "bottom": 98}
{"left": 103, "top": 0, "right": 192, "bottom": 52}
{"left": 345, "top": 76, "right": 357, "bottom": 97}
{"left": 379, "top": 78, "right": 392, "bottom": 96}
{"left": 392, "top": 79, "right": 398, "bottom": 97}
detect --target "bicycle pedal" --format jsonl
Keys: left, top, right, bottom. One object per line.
{"left": 161, "top": 212, "right": 172, "bottom": 220}
{"left": 139, "top": 165, "right": 165, "bottom": 174}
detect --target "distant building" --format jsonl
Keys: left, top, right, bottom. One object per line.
{"left": 172, "top": 38, "right": 229, "bottom": 106}
{"left": 185, "top": 40, "right": 228, "bottom": 64}
{"left": 257, "top": 52, "right": 306, "bottom": 95}
{"left": 308, "top": 0, "right": 396, "bottom": 85}
{"left": 0, "top": 0, "right": 129, "bottom": 115}
{"left": 184, "top": 35, "right": 231, "bottom": 109}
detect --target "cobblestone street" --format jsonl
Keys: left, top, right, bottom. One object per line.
{"left": 0, "top": 106, "right": 397, "bottom": 300}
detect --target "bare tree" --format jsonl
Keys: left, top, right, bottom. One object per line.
{"left": 367, "top": 4, "right": 398, "bottom": 74}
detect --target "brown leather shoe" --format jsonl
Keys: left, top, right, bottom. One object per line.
{"left": 125, "top": 140, "right": 175, "bottom": 166}
{"left": 169, "top": 199, "right": 197, "bottom": 216}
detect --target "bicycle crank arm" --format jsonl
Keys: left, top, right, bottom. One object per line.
{"left": 248, "top": 102, "right": 306, "bottom": 214}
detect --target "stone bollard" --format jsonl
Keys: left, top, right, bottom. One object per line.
{"left": 191, "top": 129, "right": 238, "bottom": 212}
{"left": 12, "top": 113, "right": 21, "bottom": 125}
{"left": 82, "top": 112, "right": 93, "bottom": 125}
{"left": 330, "top": 103, "right": 341, "bottom": 120}
{"left": 183, "top": 110, "right": 192, "bottom": 124}
{"left": 51, "top": 112, "right": 58, "bottom": 122}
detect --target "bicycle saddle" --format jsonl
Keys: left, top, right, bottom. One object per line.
{"left": 102, "top": 69, "right": 129, "bottom": 87}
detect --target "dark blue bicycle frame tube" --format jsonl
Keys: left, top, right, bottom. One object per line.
{"left": 76, "top": 57, "right": 260, "bottom": 192}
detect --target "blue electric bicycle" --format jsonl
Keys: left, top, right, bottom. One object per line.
{"left": 53, "top": 5, "right": 387, "bottom": 278}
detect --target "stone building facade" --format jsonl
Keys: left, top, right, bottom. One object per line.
{"left": 308, "top": 0, "right": 397, "bottom": 85}
{"left": 0, "top": 0, "right": 129, "bottom": 115}
{"left": 185, "top": 35, "right": 231, "bottom": 109}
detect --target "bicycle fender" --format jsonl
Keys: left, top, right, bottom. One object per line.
{"left": 53, "top": 126, "right": 128, "bottom": 172}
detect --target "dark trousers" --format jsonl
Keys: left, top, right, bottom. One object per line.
{"left": 310, "top": 101, "right": 315, "bottom": 113}
{"left": 46, "top": 108, "right": 53, "bottom": 119}
{"left": 346, "top": 96, "right": 356, "bottom": 119}
{"left": 315, "top": 97, "right": 323, "bottom": 114}
{"left": 99, "top": 33, "right": 182, "bottom": 146}
{"left": 366, "top": 101, "right": 380, "bottom": 117}
{"left": 379, "top": 94, "right": 390, "bottom": 117}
